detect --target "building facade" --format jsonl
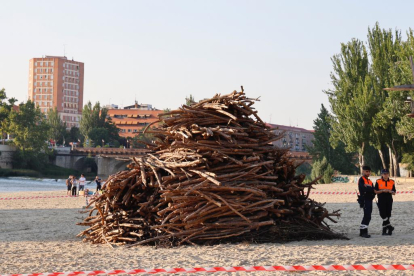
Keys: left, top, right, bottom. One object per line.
{"left": 107, "top": 102, "right": 163, "bottom": 137}
{"left": 267, "top": 123, "right": 314, "bottom": 152}
{"left": 28, "top": 56, "right": 84, "bottom": 128}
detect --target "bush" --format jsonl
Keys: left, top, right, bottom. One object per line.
{"left": 296, "top": 162, "right": 312, "bottom": 178}
{"left": 323, "top": 163, "right": 335, "bottom": 184}
{"left": 311, "top": 157, "right": 334, "bottom": 184}
{"left": 104, "top": 145, "right": 109, "bottom": 148}
{"left": 12, "top": 149, "right": 49, "bottom": 170}
{"left": 113, "top": 140, "right": 120, "bottom": 148}
{"left": 96, "top": 145, "right": 101, "bottom": 148}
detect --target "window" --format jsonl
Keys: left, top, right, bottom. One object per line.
{"left": 128, "top": 129, "right": 131, "bottom": 132}
{"left": 35, "top": 62, "right": 37, "bottom": 66}
{"left": 40, "top": 62, "right": 43, "bottom": 66}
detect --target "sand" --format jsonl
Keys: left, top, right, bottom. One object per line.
{"left": 1, "top": 183, "right": 414, "bottom": 275}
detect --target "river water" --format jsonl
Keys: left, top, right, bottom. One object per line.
{"left": 0, "top": 177, "right": 97, "bottom": 193}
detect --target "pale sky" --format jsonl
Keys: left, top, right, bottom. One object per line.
{"left": 1, "top": 0, "right": 414, "bottom": 129}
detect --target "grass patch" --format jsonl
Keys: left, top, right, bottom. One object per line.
{"left": 0, "top": 168, "right": 41, "bottom": 177}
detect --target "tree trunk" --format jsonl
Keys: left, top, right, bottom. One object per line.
{"left": 378, "top": 149, "right": 386, "bottom": 170}
{"left": 391, "top": 142, "right": 399, "bottom": 177}
{"left": 389, "top": 147, "right": 394, "bottom": 177}
{"left": 359, "top": 143, "right": 365, "bottom": 174}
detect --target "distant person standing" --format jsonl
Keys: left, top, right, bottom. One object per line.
{"left": 71, "top": 176, "right": 78, "bottom": 197}
{"left": 66, "top": 175, "right": 72, "bottom": 196}
{"left": 358, "top": 165, "right": 375, "bottom": 238}
{"left": 95, "top": 176, "right": 102, "bottom": 193}
{"left": 374, "top": 169, "right": 396, "bottom": 236}
{"left": 78, "top": 174, "right": 86, "bottom": 194}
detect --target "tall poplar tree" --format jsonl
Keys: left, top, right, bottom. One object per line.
{"left": 326, "top": 39, "right": 379, "bottom": 173}
{"left": 368, "top": 23, "right": 406, "bottom": 176}
{"left": 47, "top": 107, "right": 66, "bottom": 144}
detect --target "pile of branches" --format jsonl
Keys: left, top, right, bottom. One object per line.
{"left": 78, "top": 89, "right": 346, "bottom": 246}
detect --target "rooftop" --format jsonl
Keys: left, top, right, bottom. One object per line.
{"left": 266, "top": 123, "right": 313, "bottom": 133}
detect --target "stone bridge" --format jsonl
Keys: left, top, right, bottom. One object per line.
{"left": 53, "top": 147, "right": 149, "bottom": 178}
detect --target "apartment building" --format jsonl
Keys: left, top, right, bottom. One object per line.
{"left": 267, "top": 123, "right": 314, "bottom": 152}
{"left": 107, "top": 102, "right": 163, "bottom": 137}
{"left": 28, "top": 56, "right": 84, "bottom": 128}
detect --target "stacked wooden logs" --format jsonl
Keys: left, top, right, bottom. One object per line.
{"left": 77, "top": 90, "right": 345, "bottom": 246}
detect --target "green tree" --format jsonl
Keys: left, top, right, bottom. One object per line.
{"left": 326, "top": 39, "right": 380, "bottom": 173}
{"left": 89, "top": 127, "right": 109, "bottom": 147}
{"left": 7, "top": 101, "right": 50, "bottom": 169}
{"left": 185, "top": 95, "right": 196, "bottom": 106}
{"left": 308, "top": 104, "right": 357, "bottom": 174}
{"left": 80, "top": 101, "right": 119, "bottom": 146}
{"left": 47, "top": 107, "right": 66, "bottom": 145}
{"left": 0, "top": 88, "right": 17, "bottom": 143}
{"left": 401, "top": 153, "right": 414, "bottom": 176}
{"left": 368, "top": 23, "right": 407, "bottom": 176}
{"left": 68, "top": 126, "right": 82, "bottom": 143}
{"left": 80, "top": 101, "right": 108, "bottom": 140}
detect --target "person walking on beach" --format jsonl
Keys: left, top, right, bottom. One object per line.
{"left": 66, "top": 175, "right": 72, "bottom": 196}
{"left": 79, "top": 174, "right": 86, "bottom": 195}
{"left": 374, "top": 169, "right": 396, "bottom": 236}
{"left": 95, "top": 176, "right": 102, "bottom": 193}
{"left": 71, "top": 176, "right": 78, "bottom": 197}
{"left": 358, "top": 165, "right": 375, "bottom": 238}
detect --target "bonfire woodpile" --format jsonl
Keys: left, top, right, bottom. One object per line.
{"left": 77, "top": 89, "right": 346, "bottom": 247}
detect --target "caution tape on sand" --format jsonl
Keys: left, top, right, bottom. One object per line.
{"left": 0, "top": 195, "right": 72, "bottom": 200}
{"left": 311, "top": 191, "right": 413, "bottom": 195}
{"left": 0, "top": 191, "right": 413, "bottom": 201}
{"left": 2, "top": 265, "right": 414, "bottom": 275}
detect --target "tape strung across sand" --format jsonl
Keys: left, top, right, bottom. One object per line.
{"left": 2, "top": 264, "right": 414, "bottom": 275}
{"left": 1, "top": 191, "right": 413, "bottom": 200}
{"left": 0, "top": 195, "right": 72, "bottom": 200}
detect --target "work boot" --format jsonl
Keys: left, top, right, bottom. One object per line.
{"left": 387, "top": 225, "right": 394, "bottom": 236}
{"left": 360, "top": 228, "right": 371, "bottom": 238}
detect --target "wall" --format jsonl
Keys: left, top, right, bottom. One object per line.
{"left": 0, "top": 145, "right": 16, "bottom": 169}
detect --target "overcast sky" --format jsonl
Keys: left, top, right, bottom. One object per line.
{"left": 1, "top": 0, "right": 414, "bottom": 129}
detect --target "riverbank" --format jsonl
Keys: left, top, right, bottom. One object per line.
{"left": 0, "top": 164, "right": 95, "bottom": 179}
{"left": 1, "top": 183, "right": 414, "bottom": 275}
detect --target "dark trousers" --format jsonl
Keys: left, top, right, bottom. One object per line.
{"left": 378, "top": 197, "right": 393, "bottom": 219}
{"left": 71, "top": 186, "right": 77, "bottom": 196}
{"left": 361, "top": 199, "right": 373, "bottom": 227}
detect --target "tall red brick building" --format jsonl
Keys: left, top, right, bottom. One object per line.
{"left": 28, "top": 56, "right": 84, "bottom": 128}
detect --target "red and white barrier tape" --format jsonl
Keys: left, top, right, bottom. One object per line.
{"left": 311, "top": 191, "right": 414, "bottom": 195}
{"left": 2, "top": 265, "right": 414, "bottom": 275}
{"left": 0, "top": 195, "right": 74, "bottom": 200}
{"left": 0, "top": 191, "right": 413, "bottom": 201}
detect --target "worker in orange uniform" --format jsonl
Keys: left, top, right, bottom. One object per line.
{"left": 374, "top": 169, "right": 396, "bottom": 236}
{"left": 358, "top": 165, "right": 375, "bottom": 238}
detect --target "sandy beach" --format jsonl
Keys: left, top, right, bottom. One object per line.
{"left": 1, "top": 182, "right": 414, "bottom": 275}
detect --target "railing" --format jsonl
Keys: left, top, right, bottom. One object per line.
{"left": 71, "top": 147, "right": 150, "bottom": 156}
